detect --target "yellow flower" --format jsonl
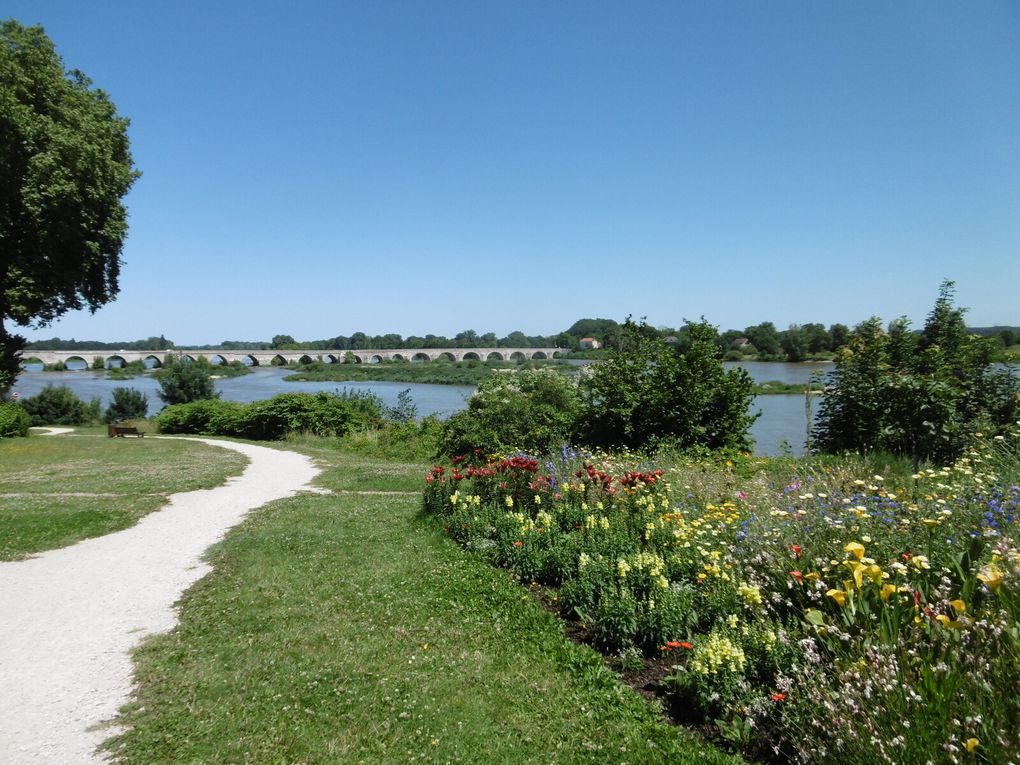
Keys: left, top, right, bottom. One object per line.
{"left": 935, "top": 614, "right": 966, "bottom": 631}
{"left": 845, "top": 560, "right": 864, "bottom": 589}
{"left": 977, "top": 564, "right": 1002, "bottom": 592}
{"left": 880, "top": 584, "right": 897, "bottom": 601}
{"left": 865, "top": 564, "right": 884, "bottom": 584}
{"left": 844, "top": 542, "right": 865, "bottom": 560}
{"left": 504, "top": 495, "right": 514, "bottom": 507}
{"left": 826, "top": 589, "right": 848, "bottom": 607}
{"left": 964, "top": 738, "right": 980, "bottom": 753}
{"left": 950, "top": 599, "right": 966, "bottom": 613}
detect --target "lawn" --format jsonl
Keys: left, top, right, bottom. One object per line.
{"left": 0, "top": 433, "right": 247, "bottom": 559}
{"left": 103, "top": 442, "right": 737, "bottom": 764}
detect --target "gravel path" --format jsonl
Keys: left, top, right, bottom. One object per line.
{"left": 0, "top": 438, "right": 322, "bottom": 764}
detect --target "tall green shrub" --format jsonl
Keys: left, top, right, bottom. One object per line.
{"left": 103, "top": 387, "right": 150, "bottom": 423}
{"left": 579, "top": 318, "right": 757, "bottom": 452}
{"left": 0, "top": 400, "right": 30, "bottom": 437}
{"left": 155, "top": 392, "right": 384, "bottom": 440}
{"left": 19, "top": 385, "right": 95, "bottom": 425}
{"left": 812, "top": 281, "right": 1020, "bottom": 463}
{"left": 440, "top": 368, "right": 581, "bottom": 457}
{"left": 156, "top": 357, "right": 218, "bottom": 405}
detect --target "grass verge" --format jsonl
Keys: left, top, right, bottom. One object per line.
{"left": 105, "top": 448, "right": 739, "bottom": 764}
{"left": 0, "top": 432, "right": 248, "bottom": 559}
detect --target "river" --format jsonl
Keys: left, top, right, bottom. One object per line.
{"left": 12, "top": 362, "right": 832, "bottom": 456}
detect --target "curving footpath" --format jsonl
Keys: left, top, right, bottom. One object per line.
{"left": 0, "top": 438, "right": 322, "bottom": 763}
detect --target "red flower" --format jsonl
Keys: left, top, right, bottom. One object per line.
{"left": 513, "top": 540, "right": 523, "bottom": 548}
{"left": 661, "top": 641, "right": 693, "bottom": 652}
{"left": 790, "top": 570, "right": 804, "bottom": 584}
{"left": 790, "top": 544, "right": 803, "bottom": 559}
{"left": 771, "top": 692, "right": 787, "bottom": 702}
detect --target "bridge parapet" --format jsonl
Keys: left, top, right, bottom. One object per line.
{"left": 23, "top": 348, "right": 565, "bottom": 368}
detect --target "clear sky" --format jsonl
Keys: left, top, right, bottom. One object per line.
{"left": 8, "top": 1, "right": 1020, "bottom": 344}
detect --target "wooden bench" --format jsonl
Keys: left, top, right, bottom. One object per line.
{"left": 108, "top": 424, "right": 145, "bottom": 438}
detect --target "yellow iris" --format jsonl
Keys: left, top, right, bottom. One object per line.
{"left": 880, "top": 584, "right": 897, "bottom": 601}
{"left": 964, "top": 738, "right": 980, "bottom": 753}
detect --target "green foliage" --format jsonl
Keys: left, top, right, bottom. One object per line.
{"left": 0, "top": 400, "right": 30, "bottom": 437}
{"left": 155, "top": 357, "right": 219, "bottom": 405}
{"left": 0, "top": 20, "right": 139, "bottom": 395}
{"left": 155, "top": 391, "right": 384, "bottom": 440}
{"left": 103, "top": 387, "right": 149, "bottom": 424}
{"left": 18, "top": 385, "right": 96, "bottom": 425}
{"left": 579, "top": 318, "right": 758, "bottom": 452}
{"left": 153, "top": 399, "right": 244, "bottom": 435}
{"left": 440, "top": 368, "right": 582, "bottom": 457}
{"left": 813, "top": 281, "right": 1020, "bottom": 463}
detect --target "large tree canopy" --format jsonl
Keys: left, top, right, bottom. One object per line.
{"left": 0, "top": 19, "right": 138, "bottom": 393}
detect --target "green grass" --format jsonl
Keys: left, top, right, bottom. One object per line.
{"left": 284, "top": 359, "right": 576, "bottom": 386}
{"left": 0, "top": 494, "right": 167, "bottom": 559}
{"left": 750, "top": 380, "right": 823, "bottom": 395}
{"left": 0, "top": 433, "right": 248, "bottom": 558}
{"left": 105, "top": 447, "right": 739, "bottom": 765}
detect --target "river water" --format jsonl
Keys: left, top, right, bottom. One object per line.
{"left": 12, "top": 362, "right": 832, "bottom": 456}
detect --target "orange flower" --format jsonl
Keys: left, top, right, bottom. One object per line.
{"left": 513, "top": 540, "right": 523, "bottom": 548}
{"left": 790, "top": 570, "right": 804, "bottom": 584}
{"left": 771, "top": 692, "right": 787, "bottom": 702}
{"left": 661, "top": 641, "right": 694, "bottom": 652}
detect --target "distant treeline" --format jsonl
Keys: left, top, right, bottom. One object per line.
{"left": 25, "top": 319, "right": 1020, "bottom": 362}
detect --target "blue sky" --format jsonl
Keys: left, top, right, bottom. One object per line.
{"left": 8, "top": 1, "right": 1020, "bottom": 344}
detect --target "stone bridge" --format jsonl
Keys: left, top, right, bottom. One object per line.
{"left": 24, "top": 348, "right": 565, "bottom": 369}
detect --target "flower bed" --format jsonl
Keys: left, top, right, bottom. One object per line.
{"left": 423, "top": 432, "right": 1020, "bottom": 763}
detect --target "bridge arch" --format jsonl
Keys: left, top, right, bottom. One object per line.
{"left": 509, "top": 352, "right": 526, "bottom": 363}
{"left": 369, "top": 355, "right": 382, "bottom": 364}
{"left": 323, "top": 354, "right": 338, "bottom": 364}
{"left": 486, "top": 352, "right": 505, "bottom": 362}
{"left": 531, "top": 351, "right": 548, "bottom": 360}
{"left": 391, "top": 353, "right": 407, "bottom": 362}
{"left": 462, "top": 352, "right": 481, "bottom": 362}
{"left": 411, "top": 353, "right": 430, "bottom": 363}
{"left": 143, "top": 355, "right": 162, "bottom": 369}
{"left": 64, "top": 356, "right": 88, "bottom": 370}
{"left": 436, "top": 352, "right": 456, "bottom": 363}
{"left": 208, "top": 354, "right": 226, "bottom": 366}
{"left": 298, "top": 354, "right": 314, "bottom": 365}
{"left": 105, "top": 355, "right": 127, "bottom": 369}
{"left": 243, "top": 355, "right": 259, "bottom": 367}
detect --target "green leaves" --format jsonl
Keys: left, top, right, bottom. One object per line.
{"left": 579, "top": 318, "right": 758, "bottom": 452}
{"left": 813, "top": 282, "right": 1020, "bottom": 463}
{"left": 0, "top": 20, "right": 138, "bottom": 394}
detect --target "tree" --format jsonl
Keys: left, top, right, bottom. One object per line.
{"left": 780, "top": 325, "right": 809, "bottom": 362}
{"left": 579, "top": 318, "right": 758, "bottom": 452}
{"left": 744, "top": 322, "right": 782, "bottom": 360}
{"left": 813, "top": 282, "right": 1020, "bottom": 464}
{"left": 103, "top": 387, "right": 148, "bottom": 423}
{"left": 156, "top": 357, "right": 218, "bottom": 406}
{"left": 0, "top": 20, "right": 139, "bottom": 395}
{"left": 828, "top": 323, "right": 850, "bottom": 350}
